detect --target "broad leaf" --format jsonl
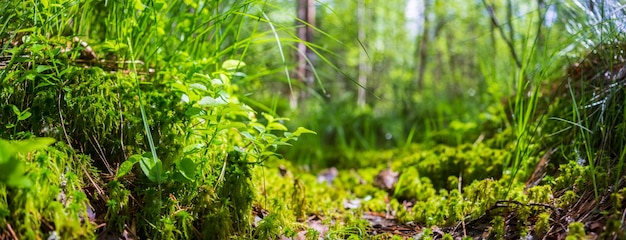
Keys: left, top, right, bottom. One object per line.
{"left": 138, "top": 155, "right": 153, "bottom": 180}
{"left": 176, "top": 158, "right": 196, "bottom": 181}
{"left": 116, "top": 155, "right": 141, "bottom": 179}
{"left": 18, "top": 111, "right": 31, "bottom": 121}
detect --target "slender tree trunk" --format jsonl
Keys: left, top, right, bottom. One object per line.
{"left": 481, "top": 0, "right": 521, "bottom": 68}
{"left": 357, "top": 0, "right": 368, "bottom": 107}
{"left": 414, "top": 0, "right": 431, "bottom": 90}
{"left": 293, "top": 0, "right": 316, "bottom": 109}
{"left": 536, "top": 0, "right": 545, "bottom": 51}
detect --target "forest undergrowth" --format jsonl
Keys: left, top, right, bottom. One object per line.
{"left": 1, "top": 0, "right": 626, "bottom": 239}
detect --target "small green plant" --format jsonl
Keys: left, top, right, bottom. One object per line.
{"left": 535, "top": 212, "right": 551, "bottom": 236}
{"left": 254, "top": 213, "right": 283, "bottom": 239}
{"left": 4, "top": 105, "right": 32, "bottom": 137}
{"left": 565, "top": 222, "right": 587, "bottom": 240}
{"left": 490, "top": 216, "right": 505, "bottom": 239}
{"left": 292, "top": 178, "right": 307, "bottom": 221}
{"left": 305, "top": 228, "right": 320, "bottom": 240}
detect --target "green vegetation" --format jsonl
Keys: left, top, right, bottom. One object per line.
{"left": 2, "top": 0, "right": 626, "bottom": 239}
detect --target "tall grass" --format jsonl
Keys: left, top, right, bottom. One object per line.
{"left": 557, "top": 0, "right": 626, "bottom": 198}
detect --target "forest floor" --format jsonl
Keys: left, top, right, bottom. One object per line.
{"left": 250, "top": 142, "right": 625, "bottom": 239}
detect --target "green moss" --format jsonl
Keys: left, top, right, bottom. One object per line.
{"left": 0, "top": 144, "right": 95, "bottom": 239}
{"left": 292, "top": 178, "right": 307, "bottom": 221}
{"left": 600, "top": 219, "right": 624, "bottom": 239}
{"left": 216, "top": 151, "right": 254, "bottom": 235}
{"left": 393, "top": 167, "right": 436, "bottom": 201}
{"left": 398, "top": 143, "right": 507, "bottom": 190}
{"left": 305, "top": 228, "right": 320, "bottom": 240}
{"left": 534, "top": 212, "right": 550, "bottom": 236}
{"left": 418, "top": 228, "right": 434, "bottom": 240}
{"left": 361, "top": 191, "right": 389, "bottom": 213}
{"left": 565, "top": 222, "right": 587, "bottom": 240}
{"left": 490, "top": 216, "right": 505, "bottom": 239}
{"left": 526, "top": 185, "right": 553, "bottom": 203}
{"left": 202, "top": 205, "right": 234, "bottom": 239}
{"left": 558, "top": 190, "right": 579, "bottom": 208}
{"left": 254, "top": 213, "right": 282, "bottom": 239}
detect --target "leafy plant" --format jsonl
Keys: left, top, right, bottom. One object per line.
{"left": 4, "top": 105, "right": 31, "bottom": 136}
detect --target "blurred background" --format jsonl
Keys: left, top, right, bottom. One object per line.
{"left": 233, "top": 0, "right": 622, "bottom": 168}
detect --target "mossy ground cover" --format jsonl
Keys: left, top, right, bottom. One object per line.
{"left": 2, "top": 0, "right": 626, "bottom": 239}
{"left": 253, "top": 138, "right": 625, "bottom": 239}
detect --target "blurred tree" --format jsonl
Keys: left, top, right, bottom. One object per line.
{"left": 356, "top": 0, "right": 370, "bottom": 107}
{"left": 294, "top": 0, "right": 316, "bottom": 108}
{"left": 414, "top": 0, "right": 432, "bottom": 90}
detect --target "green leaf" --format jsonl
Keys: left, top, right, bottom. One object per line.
{"left": 0, "top": 205, "right": 9, "bottom": 217}
{"left": 267, "top": 122, "right": 288, "bottom": 131}
{"left": 170, "top": 82, "right": 188, "bottom": 92}
{"left": 224, "top": 122, "right": 247, "bottom": 130}
{"left": 176, "top": 158, "right": 196, "bottom": 181}
{"left": 30, "top": 44, "right": 46, "bottom": 54}
{"left": 171, "top": 172, "right": 189, "bottom": 183}
{"left": 0, "top": 138, "right": 54, "bottom": 188}
{"left": 222, "top": 60, "right": 246, "bottom": 71}
{"left": 189, "top": 83, "right": 207, "bottom": 91}
{"left": 116, "top": 155, "right": 141, "bottom": 179}
{"left": 183, "top": 143, "right": 205, "bottom": 154}
{"left": 252, "top": 124, "right": 265, "bottom": 133}
{"left": 233, "top": 146, "right": 247, "bottom": 154}
{"left": 0, "top": 140, "right": 17, "bottom": 163}
{"left": 0, "top": 157, "right": 19, "bottom": 178}
{"left": 292, "top": 127, "right": 316, "bottom": 136}
{"left": 153, "top": 0, "right": 167, "bottom": 10}
{"left": 7, "top": 176, "right": 31, "bottom": 188}
{"left": 260, "top": 151, "right": 281, "bottom": 159}
{"left": 185, "top": 107, "right": 204, "bottom": 116}
{"left": 198, "top": 96, "right": 227, "bottom": 107}
{"left": 35, "top": 79, "right": 56, "bottom": 89}
{"left": 15, "top": 27, "right": 36, "bottom": 33}
{"left": 138, "top": 155, "right": 153, "bottom": 179}
{"left": 36, "top": 65, "right": 53, "bottom": 73}
{"left": 262, "top": 113, "right": 274, "bottom": 122}
{"left": 133, "top": 0, "right": 145, "bottom": 10}
{"left": 240, "top": 131, "right": 255, "bottom": 140}
{"left": 152, "top": 160, "right": 164, "bottom": 184}
{"left": 11, "top": 137, "right": 56, "bottom": 153}
{"left": 11, "top": 105, "right": 20, "bottom": 115}
{"left": 139, "top": 153, "right": 164, "bottom": 183}
{"left": 18, "top": 111, "right": 31, "bottom": 121}
{"left": 272, "top": 141, "right": 292, "bottom": 146}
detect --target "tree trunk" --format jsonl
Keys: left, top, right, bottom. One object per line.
{"left": 357, "top": 0, "right": 368, "bottom": 107}
{"left": 414, "top": 0, "right": 431, "bottom": 90}
{"left": 293, "top": 0, "right": 316, "bottom": 109}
